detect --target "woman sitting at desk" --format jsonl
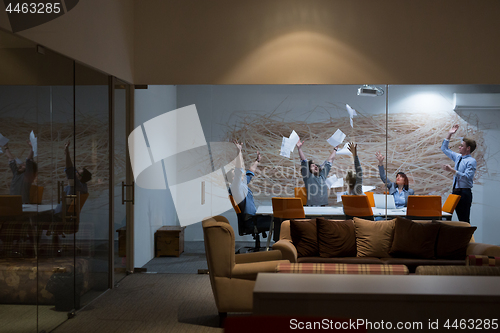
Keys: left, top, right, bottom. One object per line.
{"left": 375, "top": 151, "right": 414, "bottom": 208}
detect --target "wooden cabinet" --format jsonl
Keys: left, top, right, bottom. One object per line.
{"left": 155, "top": 226, "right": 186, "bottom": 257}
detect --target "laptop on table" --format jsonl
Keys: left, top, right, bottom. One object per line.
{"left": 373, "top": 193, "right": 397, "bottom": 209}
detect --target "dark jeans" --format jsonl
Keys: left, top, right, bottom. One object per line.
{"left": 453, "top": 188, "right": 472, "bottom": 223}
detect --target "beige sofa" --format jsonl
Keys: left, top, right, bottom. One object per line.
{"left": 272, "top": 217, "right": 500, "bottom": 273}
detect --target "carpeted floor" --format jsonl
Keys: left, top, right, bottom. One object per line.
{"left": 49, "top": 241, "right": 259, "bottom": 332}
{"left": 51, "top": 273, "right": 223, "bottom": 333}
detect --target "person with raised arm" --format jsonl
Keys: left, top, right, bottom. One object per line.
{"left": 296, "top": 138, "right": 337, "bottom": 206}
{"left": 2, "top": 141, "right": 37, "bottom": 203}
{"left": 441, "top": 124, "right": 476, "bottom": 223}
{"left": 375, "top": 151, "right": 414, "bottom": 207}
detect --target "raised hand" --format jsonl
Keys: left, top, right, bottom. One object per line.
{"left": 449, "top": 124, "right": 459, "bottom": 135}
{"left": 233, "top": 140, "right": 242, "bottom": 151}
{"left": 375, "top": 151, "right": 384, "bottom": 165}
{"left": 256, "top": 151, "right": 261, "bottom": 162}
{"left": 347, "top": 142, "right": 357, "bottom": 156}
{"left": 296, "top": 140, "right": 304, "bottom": 149}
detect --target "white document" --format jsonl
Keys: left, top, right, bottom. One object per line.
{"left": 336, "top": 192, "right": 345, "bottom": 203}
{"left": 279, "top": 130, "right": 300, "bottom": 158}
{"left": 362, "top": 185, "right": 376, "bottom": 192}
{"left": 326, "top": 174, "right": 344, "bottom": 188}
{"left": 346, "top": 104, "right": 357, "bottom": 128}
{"left": 30, "top": 131, "right": 37, "bottom": 157}
{"left": 335, "top": 144, "right": 352, "bottom": 156}
{"left": 0, "top": 133, "right": 9, "bottom": 153}
{"left": 327, "top": 129, "right": 345, "bottom": 147}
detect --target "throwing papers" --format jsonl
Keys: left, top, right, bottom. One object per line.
{"left": 346, "top": 104, "right": 357, "bottom": 128}
{"left": 30, "top": 131, "right": 37, "bottom": 157}
{"left": 280, "top": 130, "right": 300, "bottom": 158}
{"left": 327, "top": 129, "right": 345, "bottom": 147}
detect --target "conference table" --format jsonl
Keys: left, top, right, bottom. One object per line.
{"left": 256, "top": 205, "right": 452, "bottom": 249}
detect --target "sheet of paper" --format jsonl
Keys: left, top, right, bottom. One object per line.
{"left": 30, "top": 130, "right": 37, "bottom": 157}
{"left": 327, "top": 129, "right": 345, "bottom": 147}
{"left": 336, "top": 192, "right": 344, "bottom": 203}
{"left": 335, "top": 144, "right": 352, "bottom": 156}
{"left": 0, "top": 133, "right": 9, "bottom": 148}
{"left": 326, "top": 174, "right": 344, "bottom": 188}
{"left": 279, "top": 130, "right": 300, "bottom": 158}
{"left": 279, "top": 137, "right": 291, "bottom": 158}
{"left": 362, "top": 185, "right": 376, "bottom": 192}
{"left": 346, "top": 104, "right": 357, "bottom": 128}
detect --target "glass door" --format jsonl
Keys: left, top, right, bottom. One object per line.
{"left": 112, "top": 78, "right": 132, "bottom": 285}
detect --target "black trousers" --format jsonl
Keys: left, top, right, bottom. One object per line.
{"left": 453, "top": 188, "right": 472, "bottom": 223}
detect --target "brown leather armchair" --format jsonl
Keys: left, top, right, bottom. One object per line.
{"left": 202, "top": 215, "right": 288, "bottom": 324}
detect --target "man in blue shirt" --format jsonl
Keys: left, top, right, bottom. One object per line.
{"left": 441, "top": 124, "right": 477, "bottom": 223}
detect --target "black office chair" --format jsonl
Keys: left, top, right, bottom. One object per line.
{"left": 229, "top": 195, "right": 270, "bottom": 253}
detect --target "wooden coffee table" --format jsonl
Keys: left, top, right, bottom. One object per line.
{"left": 253, "top": 273, "right": 500, "bottom": 324}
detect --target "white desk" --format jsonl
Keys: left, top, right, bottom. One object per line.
{"left": 256, "top": 205, "right": 451, "bottom": 219}
{"left": 253, "top": 273, "right": 500, "bottom": 322}
{"left": 22, "top": 204, "right": 55, "bottom": 214}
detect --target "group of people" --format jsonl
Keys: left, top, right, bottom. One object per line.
{"left": 1, "top": 139, "right": 92, "bottom": 224}
{"left": 227, "top": 124, "right": 477, "bottom": 224}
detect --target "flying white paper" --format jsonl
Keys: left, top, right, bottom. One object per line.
{"left": 327, "top": 129, "right": 345, "bottom": 147}
{"left": 346, "top": 104, "right": 357, "bottom": 128}
{"left": 30, "top": 131, "right": 37, "bottom": 157}
{"left": 326, "top": 174, "right": 344, "bottom": 188}
{"left": 336, "top": 192, "right": 344, "bottom": 203}
{"left": 362, "top": 186, "right": 376, "bottom": 192}
{"left": 280, "top": 130, "right": 300, "bottom": 158}
{"left": 0, "top": 133, "right": 9, "bottom": 153}
{"left": 335, "top": 144, "right": 352, "bottom": 156}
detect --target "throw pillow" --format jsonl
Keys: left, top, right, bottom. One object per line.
{"left": 433, "top": 221, "right": 476, "bottom": 260}
{"left": 290, "top": 219, "right": 319, "bottom": 258}
{"left": 390, "top": 217, "right": 441, "bottom": 259}
{"left": 316, "top": 218, "right": 356, "bottom": 258}
{"left": 466, "top": 255, "right": 500, "bottom": 266}
{"left": 353, "top": 217, "right": 396, "bottom": 258}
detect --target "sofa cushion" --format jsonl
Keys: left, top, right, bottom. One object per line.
{"left": 290, "top": 219, "right": 319, "bottom": 258}
{"left": 353, "top": 217, "right": 396, "bottom": 258}
{"left": 316, "top": 218, "right": 356, "bottom": 258}
{"left": 381, "top": 257, "right": 465, "bottom": 273}
{"left": 466, "top": 255, "right": 500, "bottom": 267}
{"left": 389, "top": 217, "right": 440, "bottom": 259}
{"left": 433, "top": 221, "right": 476, "bottom": 260}
{"left": 298, "top": 256, "right": 384, "bottom": 264}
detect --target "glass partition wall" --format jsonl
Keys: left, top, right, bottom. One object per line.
{"left": 0, "top": 29, "right": 113, "bottom": 332}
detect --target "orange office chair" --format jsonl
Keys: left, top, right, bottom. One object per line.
{"left": 29, "top": 185, "right": 44, "bottom": 204}
{"left": 442, "top": 194, "right": 461, "bottom": 220}
{"left": 294, "top": 187, "right": 307, "bottom": 206}
{"left": 271, "top": 197, "right": 305, "bottom": 242}
{"left": 364, "top": 191, "right": 375, "bottom": 207}
{"left": 341, "top": 195, "right": 374, "bottom": 220}
{"left": 406, "top": 195, "right": 442, "bottom": 220}
{"left": 229, "top": 195, "right": 270, "bottom": 253}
